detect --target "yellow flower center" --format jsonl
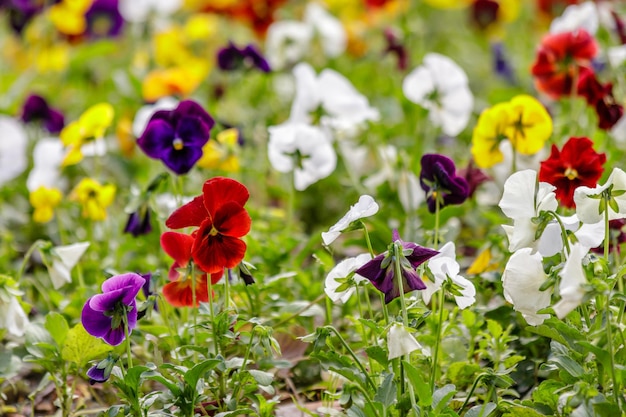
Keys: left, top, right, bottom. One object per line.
{"left": 209, "top": 226, "right": 219, "bottom": 236}
{"left": 173, "top": 138, "right": 184, "bottom": 150}
{"left": 564, "top": 167, "right": 578, "bottom": 180}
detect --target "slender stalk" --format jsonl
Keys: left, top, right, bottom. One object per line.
{"left": 191, "top": 263, "right": 198, "bottom": 361}
{"left": 207, "top": 275, "right": 219, "bottom": 356}
{"left": 362, "top": 221, "right": 375, "bottom": 258}
{"left": 325, "top": 326, "right": 377, "bottom": 391}
{"left": 122, "top": 311, "right": 133, "bottom": 369}
{"left": 17, "top": 240, "right": 45, "bottom": 282}
{"left": 430, "top": 288, "right": 446, "bottom": 392}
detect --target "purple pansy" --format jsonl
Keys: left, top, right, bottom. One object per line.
{"left": 85, "top": 0, "right": 124, "bottom": 39}
{"left": 137, "top": 100, "right": 214, "bottom": 175}
{"left": 355, "top": 230, "right": 438, "bottom": 304}
{"left": 383, "top": 28, "right": 408, "bottom": 71}
{"left": 21, "top": 94, "right": 65, "bottom": 134}
{"left": 86, "top": 355, "right": 117, "bottom": 384}
{"left": 81, "top": 273, "right": 145, "bottom": 346}
{"left": 2, "top": 0, "right": 44, "bottom": 34}
{"left": 123, "top": 207, "right": 152, "bottom": 237}
{"left": 491, "top": 42, "right": 515, "bottom": 84}
{"left": 419, "top": 154, "right": 470, "bottom": 213}
{"left": 217, "top": 42, "right": 271, "bottom": 73}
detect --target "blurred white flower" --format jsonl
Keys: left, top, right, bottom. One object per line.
{"left": 574, "top": 167, "right": 626, "bottom": 224}
{"left": 27, "top": 138, "right": 66, "bottom": 192}
{"left": 324, "top": 254, "right": 371, "bottom": 303}
{"left": 267, "top": 123, "right": 337, "bottom": 191}
{"left": 322, "top": 195, "right": 379, "bottom": 245}
{"left": 499, "top": 170, "right": 558, "bottom": 253}
{"left": 45, "top": 242, "right": 90, "bottom": 289}
{"left": 265, "top": 3, "right": 345, "bottom": 70}
{"left": 423, "top": 242, "right": 476, "bottom": 309}
{"left": 363, "top": 145, "right": 398, "bottom": 189}
{"left": 0, "top": 279, "right": 29, "bottom": 337}
{"left": 550, "top": 2, "right": 598, "bottom": 34}
{"left": 502, "top": 248, "right": 551, "bottom": 326}
{"left": 388, "top": 322, "right": 422, "bottom": 360}
{"left": 553, "top": 243, "right": 588, "bottom": 319}
{"left": 402, "top": 53, "right": 473, "bottom": 137}
{"left": 0, "top": 116, "right": 28, "bottom": 188}
{"left": 398, "top": 170, "right": 423, "bottom": 213}
{"left": 132, "top": 96, "right": 179, "bottom": 138}
{"left": 119, "top": 0, "right": 181, "bottom": 23}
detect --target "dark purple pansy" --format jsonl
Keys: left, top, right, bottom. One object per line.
{"left": 85, "top": 0, "right": 124, "bottom": 39}
{"left": 137, "top": 100, "right": 214, "bottom": 175}
{"left": 217, "top": 42, "right": 271, "bottom": 73}
{"left": 491, "top": 42, "right": 515, "bottom": 84}
{"left": 383, "top": 28, "right": 408, "bottom": 71}
{"left": 87, "top": 355, "right": 117, "bottom": 384}
{"left": 123, "top": 207, "right": 152, "bottom": 237}
{"left": 419, "top": 154, "right": 470, "bottom": 213}
{"left": 21, "top": 94, "right": 65, "bottom": 134}
{"left": 355, "top": 230, "right": 438, "bottom": 304}
{"left": 81, "top": 273, "right": 145, "bottom": 346}
{"left": 458, "top": 159, "right": 491, "bottom": 198}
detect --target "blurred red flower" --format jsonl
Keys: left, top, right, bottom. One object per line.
{"left": 166, "top": 177, "right": 251, "bottom": 274}
{"left": 539, "top": 137, "right": 606, "bottom": 208}
{"left": 531, "top": 29, "right": 598, "bottom": 99}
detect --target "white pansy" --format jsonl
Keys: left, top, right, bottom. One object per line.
{"left": 267, "top": 123, "right": 337, "bottom": 191}
{"left": 322, "top": 195, "right": 379, "bottom": 245}
{"left": 574, "top": 168, "right": 626, "bottom": 224}
{"left": 607, "top": 45, "right": 626, "bottom": 69}
{"left": 324, "top": 254, "right": 371, "bottom": 303}
{"left": 502, "top": 248, "right": 551, "bottom": 326}
{"left": 0, "top": 296, "right": 29, "bottom": 337}
{"left": 46, "top": 242, "right": 90, "bottom": 289}
{"left": 304, "top": 3, "right": 346, "bottom": 58}
{"left": 553, "top": 243, "right": 588, "bottom": 319}
{"left": 536, "top": 214, "right": 604, "bottom": 257}
{"left": 398, "top": 170, "right": 424, "bottom": 213}
{"left": 388, "top": 322, "right": 423, "bottom": 360}
{"left": 27, "top": 138, "right": 66, "bottom": 191}
{"left": 0, "top": 116, "right": 28, "bottom": 188}
{"left": 363, "top": 145, "right": 398, "bottom": 189}
{"left": 402, "top": 53, "right": 473, "bottom": 137}
{"left": 424, "top": 242, "right": 476, "bottom": 309}
{"left": 132, "top": 96, "right": 179, "bottom": 138}
{"left": 550, "top": 2, "right": 599, "bottom": 34}
{"left": 119, "top": 0, "right": 181, "bottom": 23}
{"left": 499, "top": 170, "right": 558, "bottom": 253}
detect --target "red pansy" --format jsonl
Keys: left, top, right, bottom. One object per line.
{"left": 192, "top": 0, "right": 287, "bottom": 37}
{"left": 577, "top": 70, "right": 624, "bottom": 130}
{"left": 531, "top": 29, "right": 598, "bottom": 99}
{"left": 538, "top": 137, "right": 606, "bottom": 208}
{"left": 160, "top": 231, "right": 223, "bottom": 307}
{"left": 166, "top": 177, "right": 251, "bottom": 274}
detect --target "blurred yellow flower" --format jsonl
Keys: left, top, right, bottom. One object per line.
{"left": 197, "top": 128, "right": 240, "bottom": 172}
{"left": 466, "top": 248, "right": 499, "bottom": 274}
{"left": 471, "top": 95, "right": 552, "bottom": 168}
{"left": 49, "top": 0, "right": 93, "bottom": 36}
{"left": 423, "top": 0, "right": 471, "bottom": 9}
{"left": 116, "top": 116, "right": 135, "bottom": 157}
{"left": 504, "top": 94, "right": 552, "bottom": 155}
{"left": 61, "top": 103, "right": 115, "bottom": 166}
{"left": 30, "top": 187, "right": 63, "bottom": 223}
{"left": 142, "top": 65, "right": 207, "bottom": 102}
{"left": 184, "top": 14, "right": 219, "bottom": 41}
{"left": 70, "top": 178, "right": 116, "bottom": 221}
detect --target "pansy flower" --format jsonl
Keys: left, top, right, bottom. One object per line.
{"left": 549, "top": 1, "right": 598, "bottom": 35}
{"left": 30, "top": 186, "right": 63, "bottom": 223}
{"left": 192, "top": 0, "right": 287, "bottom": 37}
{"left": 81, "top": 273, "right": 145, "bottom": 346}
{"left": 577, "top": 70, "right": 624, "bottom": 130}
{"left": 423, "top": 242, "right": 476, "bottom": 309}
{"left": 552, "top": 243, "right": 588, "bottom": 319}
{"left": 161, "top": 232, "right": 222, "bottom": 307}
{"left": 402, "top": 53, "right": 473, "bottom": 137}
{"left": 84, "top": 0, "right": 124, "bottom": 39}
{"left": 60, "top": 103, "right": 114, "bottom": 166}
{"left": 0, "top": 116, "right": 28, "bottom": 188}
{"left": 387, "top": 322, "right": 423, "bottom": 360}
{"left": 137, "top": 100, "right": 214, "bottom": 175}
{"left": 0, "top": 276, "right": 29, "bottom": 337}
{"left": 531, "top": 29, "right": 598, "bottom": 99}
{"left": 20, "top": 94, "right": 65, "bottom": 134}
{"left": 322, "top": 195, "right": 379, "bottom": 245}
{"left": 419, "top": 154, "right": 469, "bottom": 213}
{"left": 324, "top": 254, "right": 371, "bottom": 304}
{"left": 40, "top": 242, "right": 90, "bottom": 289}
{"left": 217, "top": 42, "right": 270, "bottom": 73}
{"left": 574, "top": 167, "right": 626, "bottom": 224}
{"left": 166, "top": 177, "right": 251, "bottom": 274}
{"left": 124, "top": 207, "right": 152, "bottom": 237}
{"left": 539, "top": 136, "right": 606, "bottom": 208}
{"left": 355, "top": 230, "right": 439, "bottom": 304}
{"left": 87, "top": 355, "right": 117, "bottom": 385}
{"left": 197, "top": 128, "right": 241, "bottom": 172}
{"left": 70, "top": 178, "right": 116, "bottom": 221}
{"left": 118, "top": 0, "right": 181, "bottom": 23}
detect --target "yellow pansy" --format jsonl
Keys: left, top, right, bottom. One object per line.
{"left": 60, "top": 103, "right": 115, "bottom": 166}
{"left": 141, "top": 65, "right": 207, "bottom": 102}
{"left": 466, "top": 248, "right": 499, "bottom": 275}
{"left": 197, "top": 128, "right": 240, "bottom": 172}
{"left": 184, "top": 14, "right": 219, "bottom": 41}
{"left": 48, "top": 0, "right": 93, "bottom": 36}
{"left": 504, "top": 95, "right": 552, "bottom": 155}
{"left": 29, "top": 187, "right": 63, "bottom": 223}
{"left": 70, "top": 178, "right": 116, "bottom": 221}
{"left": 471, "top": 95, "right": 552, "bottom": 168}
{"left": 471, "top": 102, "right": 510, "bottom": 168}
{"left": 423, "top": 0, "right": 471, "bottom": 9}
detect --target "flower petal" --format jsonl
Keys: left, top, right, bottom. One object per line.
{"left": 165, "top": 195, "right": 208, "bottom": 229}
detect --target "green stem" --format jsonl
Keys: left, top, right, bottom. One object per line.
{"left": 325, "top": 326, "right": 377, "bottom": 391}
{"left": 231, "top": 326, "right": 257, "bottom": 404}
{"left": 191, "top": 263, "right": 198, "bottom": 362}
{"left": 362, "top": 222, "right": 375, "bottom": 258}
{"left": 430, "top": 287, "right": 446, "bottom": 392}
{"left": 17, "top": 240, "right": 45, "bottom": 282}
{"left": 207, "top": 274, "right": 219, "bottom": 356}
{"left": 433, "top": 201, "right": 440, "bottom": 249}
{"left": 122, "top": 311, "right": 133, "bottom": 369}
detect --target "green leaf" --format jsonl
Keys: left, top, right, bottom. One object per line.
{"left": 466, "top": 403, "right": 496, "bottom": 417}
{"left": 549, "top": 355, "right": 583, "bottom": 378}
{"left": 502, "top": 406, "right": 546, "bottom": 417}
{"left": 403, "top": 360, "right": 432, "bottom": 407}
{"left": 525, "top": 318, "right": 586, "bottom": 354}
{"left": 248, "top": 369, "right": 274, "bottom": 386}
{"left": 214, "top": 410, "right": 256, "bottom": 417}
{"left": 183, "top": 359, "right": 221, "bottom": 388}
{"left": 432, "top": 384, "right": 456, "bottom": 413}
{"left": 374, "top": 373, "right": 396, "bottom": 408}
{"left": 45, "top": 312, "right": 69, "bottom": 348}
{"left": 61, "top": 324, "right": 112, "bottom": 368}
{"left": 365, "top": 346, "right": 389, "bottom": 368}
